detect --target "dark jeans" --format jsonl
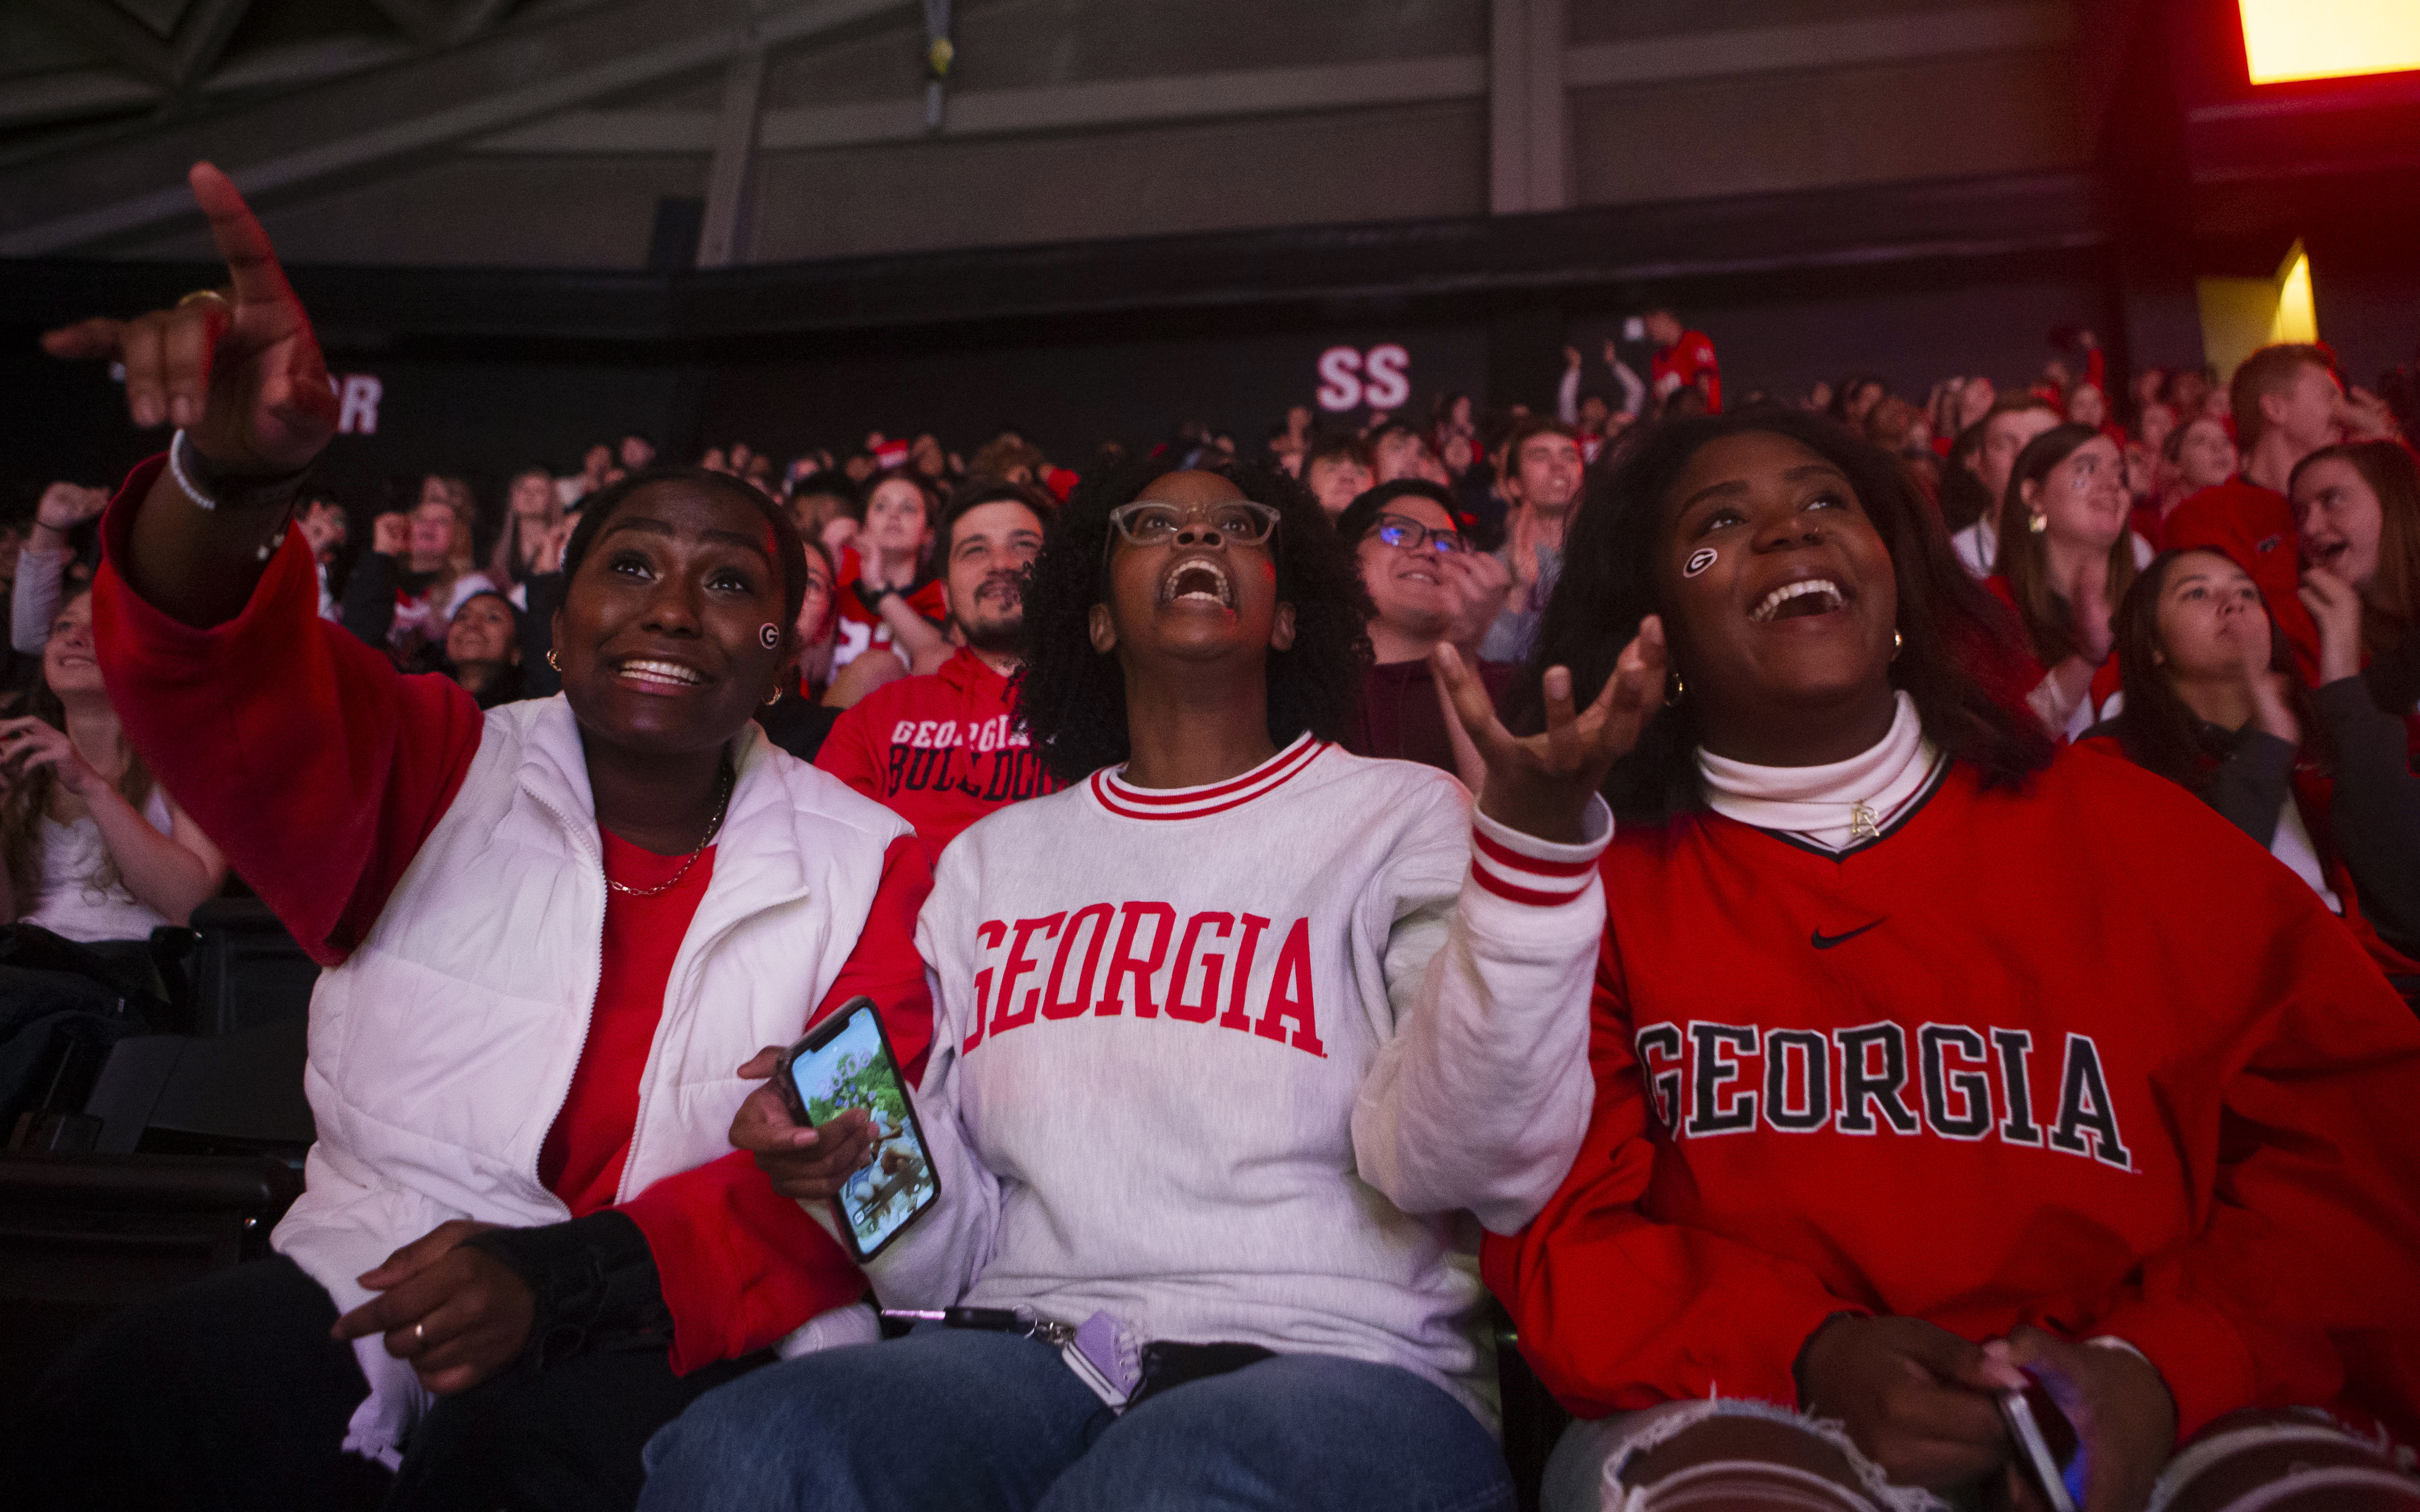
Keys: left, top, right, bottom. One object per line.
{"left": 19, "top": 1253, "right": 757, "bottom": 1512}
{"left": 641, "top": 1324, "right": 1516, "bottom": 1512}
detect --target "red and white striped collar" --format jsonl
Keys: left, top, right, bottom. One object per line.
{"left": 1088, "top": 732, "right": 1326, "bottom": 821}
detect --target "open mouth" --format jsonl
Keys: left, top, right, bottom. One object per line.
{"left": 617, "top": 657, "right": 707, "bottom": 689}
{"left": 1162, "top": 557, "right": 1235, "bottom": 608}
{"left": 2306, "top": 541, "right": 2347, "bottom": 570}
{"left": 1750, "top": 578, "right": 1848, "bottom": 624}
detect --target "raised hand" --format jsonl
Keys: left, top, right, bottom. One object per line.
{"left": 331, "top": 1218, "right": 533, "bottom": 1397}
{"left": 41, "top": 163, "right": 336, "bottom": 476}
{"left": 0, "top": 717, "right": 105, "bottom": 798}
{"left": 35, "top": 483, "right": 110, "bottom": 538}
{"left": 371, "top": 511, "right": 411, "bottom": 558}
{"left": 2297, "top": 567, "right": 2366, "bottom": 685}
{"left": 1437, "top": 547, "right": 1513, "bottom": 652}
{"left": 1432, "top": 615, "right": 1668, "bottom": 844}
{"left": 2338, "top": 385, "right": 2397, "bottom": 442}
{"left": 728, "top": 1045, "right": 875, "bottom": 1203}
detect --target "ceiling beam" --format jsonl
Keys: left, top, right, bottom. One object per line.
{"left": 358, "top": 0, "right": 454, "bottom": 49}
{"left": 696, "top": 45, "right": 767, "bottom": 269}
{"left": 0, "top": 68, "right": 162, "bottom": 131}
{"left": 170, "top": 0, "right": 257, "bottom": 92}
{"left": 0, "top": 0, "right": 914, "bottom": 257}
{"left": 467, "top": 2, "right": 2071, "bottom": 161}
{"left": 25, "top": 0, "right": 177, "bottom": 88}
{"left": 473, "top": 53, "right": 1487, "bottom": 154}
{"left": 1561, "top": 1, "right": 2074, "bottom": 91}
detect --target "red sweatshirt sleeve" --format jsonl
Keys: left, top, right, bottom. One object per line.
{"left": 812, "top": 695, "right": 891, "bottom": 803}
{"left": 619, "top": 831, "right": 935, "bottom": 1373}
{"left": 1480, "top": 930, "right": 1864, "bottom": 1416}
{"left": 91, "top": 456, "right": 483, "bottom": 966}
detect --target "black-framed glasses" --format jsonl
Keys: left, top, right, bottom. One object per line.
{"left": 1369, "top": 513, "right": 1468, "bottom": 556}
{"left": 1105, "top": 499, "right": 1280, "bottom": 548}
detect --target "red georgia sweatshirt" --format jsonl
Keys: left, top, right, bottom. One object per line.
{"left": 1483, "top": 747, "right": 2420, "bottom": 1444}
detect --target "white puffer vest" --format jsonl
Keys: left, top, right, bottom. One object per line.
{"left": 272, "top": 695, "right": 912, "bottom": 1462}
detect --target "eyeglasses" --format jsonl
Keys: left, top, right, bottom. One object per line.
{"left": 1106, "top": 498, "right": 1280, "bottom": 548}
{"left": 1368, "top": 512, "right": 1468, "bottom": 556}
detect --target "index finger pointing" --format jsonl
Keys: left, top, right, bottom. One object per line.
{"left": 188, "top": 162, "right": 291, "bottom": 307}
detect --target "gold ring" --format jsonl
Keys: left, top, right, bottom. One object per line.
{"left": 412, "top": 1322, "right": 426, "bottom": 1342}
{"left": 176, "top": 289, "right": 230, "bottom": 310}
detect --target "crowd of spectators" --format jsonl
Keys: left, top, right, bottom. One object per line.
{"left": 9, "top": 172, "right": 2420, "bottom": 1512}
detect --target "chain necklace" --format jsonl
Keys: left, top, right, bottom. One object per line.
{"left": 605, "top": 762, "right": 735, "bottom": 899}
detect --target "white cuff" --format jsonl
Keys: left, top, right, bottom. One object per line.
{"left": 1469, "top": 795, "right": 1612, "bottom": 907}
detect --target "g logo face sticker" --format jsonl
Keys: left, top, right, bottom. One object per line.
{"left": 759, "top": 622, "right": 781, "bottom": 650}
{"left": 1683, "top": 547, "right": 1718, "bottom": 578}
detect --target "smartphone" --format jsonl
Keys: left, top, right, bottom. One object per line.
{"left": 774, "top": 996, "right": 940, "bottom": 1262}
{"left": 1999, "top": 1385, "right": 2080, "bottom": 1512}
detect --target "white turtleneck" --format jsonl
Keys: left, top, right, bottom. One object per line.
{"left": 1698, "top": 691, "right": 1943, "bottom": 852}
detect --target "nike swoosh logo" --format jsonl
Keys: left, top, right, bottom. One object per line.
{"left": 1811, "top": 921, "right": 1885, "bottom": 949}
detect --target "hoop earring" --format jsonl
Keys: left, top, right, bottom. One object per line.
{"left": 1664, "top": 671, "right": 1685, "bottom": 707}
{"left": 763, "top": 686, "right": 785, "bottom": 707}
{"left": 545, "top": 648, "right": 561, "bottom": 671}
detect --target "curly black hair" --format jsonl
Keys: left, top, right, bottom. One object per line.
{"left": 1013, "top": 456, "right": 1373, "bottom": 783}
{"left": 1518, "top": 410, "right": 2054, "bottom": 824}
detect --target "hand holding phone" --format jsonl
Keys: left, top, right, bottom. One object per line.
{"left": 764, "top": 996, "right": 941, "bottom": 1260}
{"left": 731, "top": 1047, "right": 876, "bottom": 1202}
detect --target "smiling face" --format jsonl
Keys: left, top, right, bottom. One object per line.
{"left": 1508, "top": 431, "right": 1584, "bottom": 514}
{"left": 1660, "top": 430, "right": 1900, "bottom": 749}
{"left": 2023, "top": 435, "right": 2128, "bottom": 549}
{"left": 2151, "top": 550, "right": 2265, "bottom": 682}
{"left": 2293, "top": 456, "right": 2384, "bottom": 589}
{"left": 445, "top": 594, "right": 519, "bottom": 666}
{"left": 42, "top": 591, "right": 101, "bottom": 698}
{"left": 945, "top": 500, "right": 1046, "bottom": 654}
{"left": 1088, "top": 470, "right": 1292, "bottom": 675}
{"left": 552, "top": 481, "right": 793, "bottom": 757}
{"left": 1355, "top": 496, "right": 1460, "bottom": 641}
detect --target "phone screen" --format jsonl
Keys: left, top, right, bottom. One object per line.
{"left": 779, "top": 998, "right": 940, "bottom": 1261}
{"left": 1998, "top": 1387, "right": 2080, "bottom": 1512}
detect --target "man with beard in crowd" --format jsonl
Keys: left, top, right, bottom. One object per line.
{"left": 815, "top": 482, "right": 1061, "bottom": 860}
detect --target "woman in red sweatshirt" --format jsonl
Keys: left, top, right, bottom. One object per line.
{"left": 23, "top": 166, "right": 933, "bottom": 1512}
{"left": 1485, "top": 410, "right": 2420, "bottom": 1512}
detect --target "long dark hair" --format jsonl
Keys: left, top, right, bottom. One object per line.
{"left": 1992, "top": 423, "right": 2137, "bottom": 666}
{"left": 2290, "top": 439, "right": 2419, "bottom": 653}
{"left": 1014, "top": 456, "right": 1372, "bottom": 783}
{"left": 1, "top": 585, "right": 157, "bottom": 911}
{"left": 1519, "top": 410, "right": 2053, "bottom": 824}
{"left": 2106, "top": 548, "right": 2321, "bottom": 796}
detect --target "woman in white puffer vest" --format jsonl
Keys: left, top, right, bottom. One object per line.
{"left": 22, "top": 166, "right": 935, "bottom": 1512}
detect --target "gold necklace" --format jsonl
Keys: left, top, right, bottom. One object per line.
{"left": 605, "top": 763, "right": 734, "bottom": 899}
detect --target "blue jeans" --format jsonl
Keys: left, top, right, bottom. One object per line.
{"left": 639, "top": 1326, "right": 1513, "bottom": 1512}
